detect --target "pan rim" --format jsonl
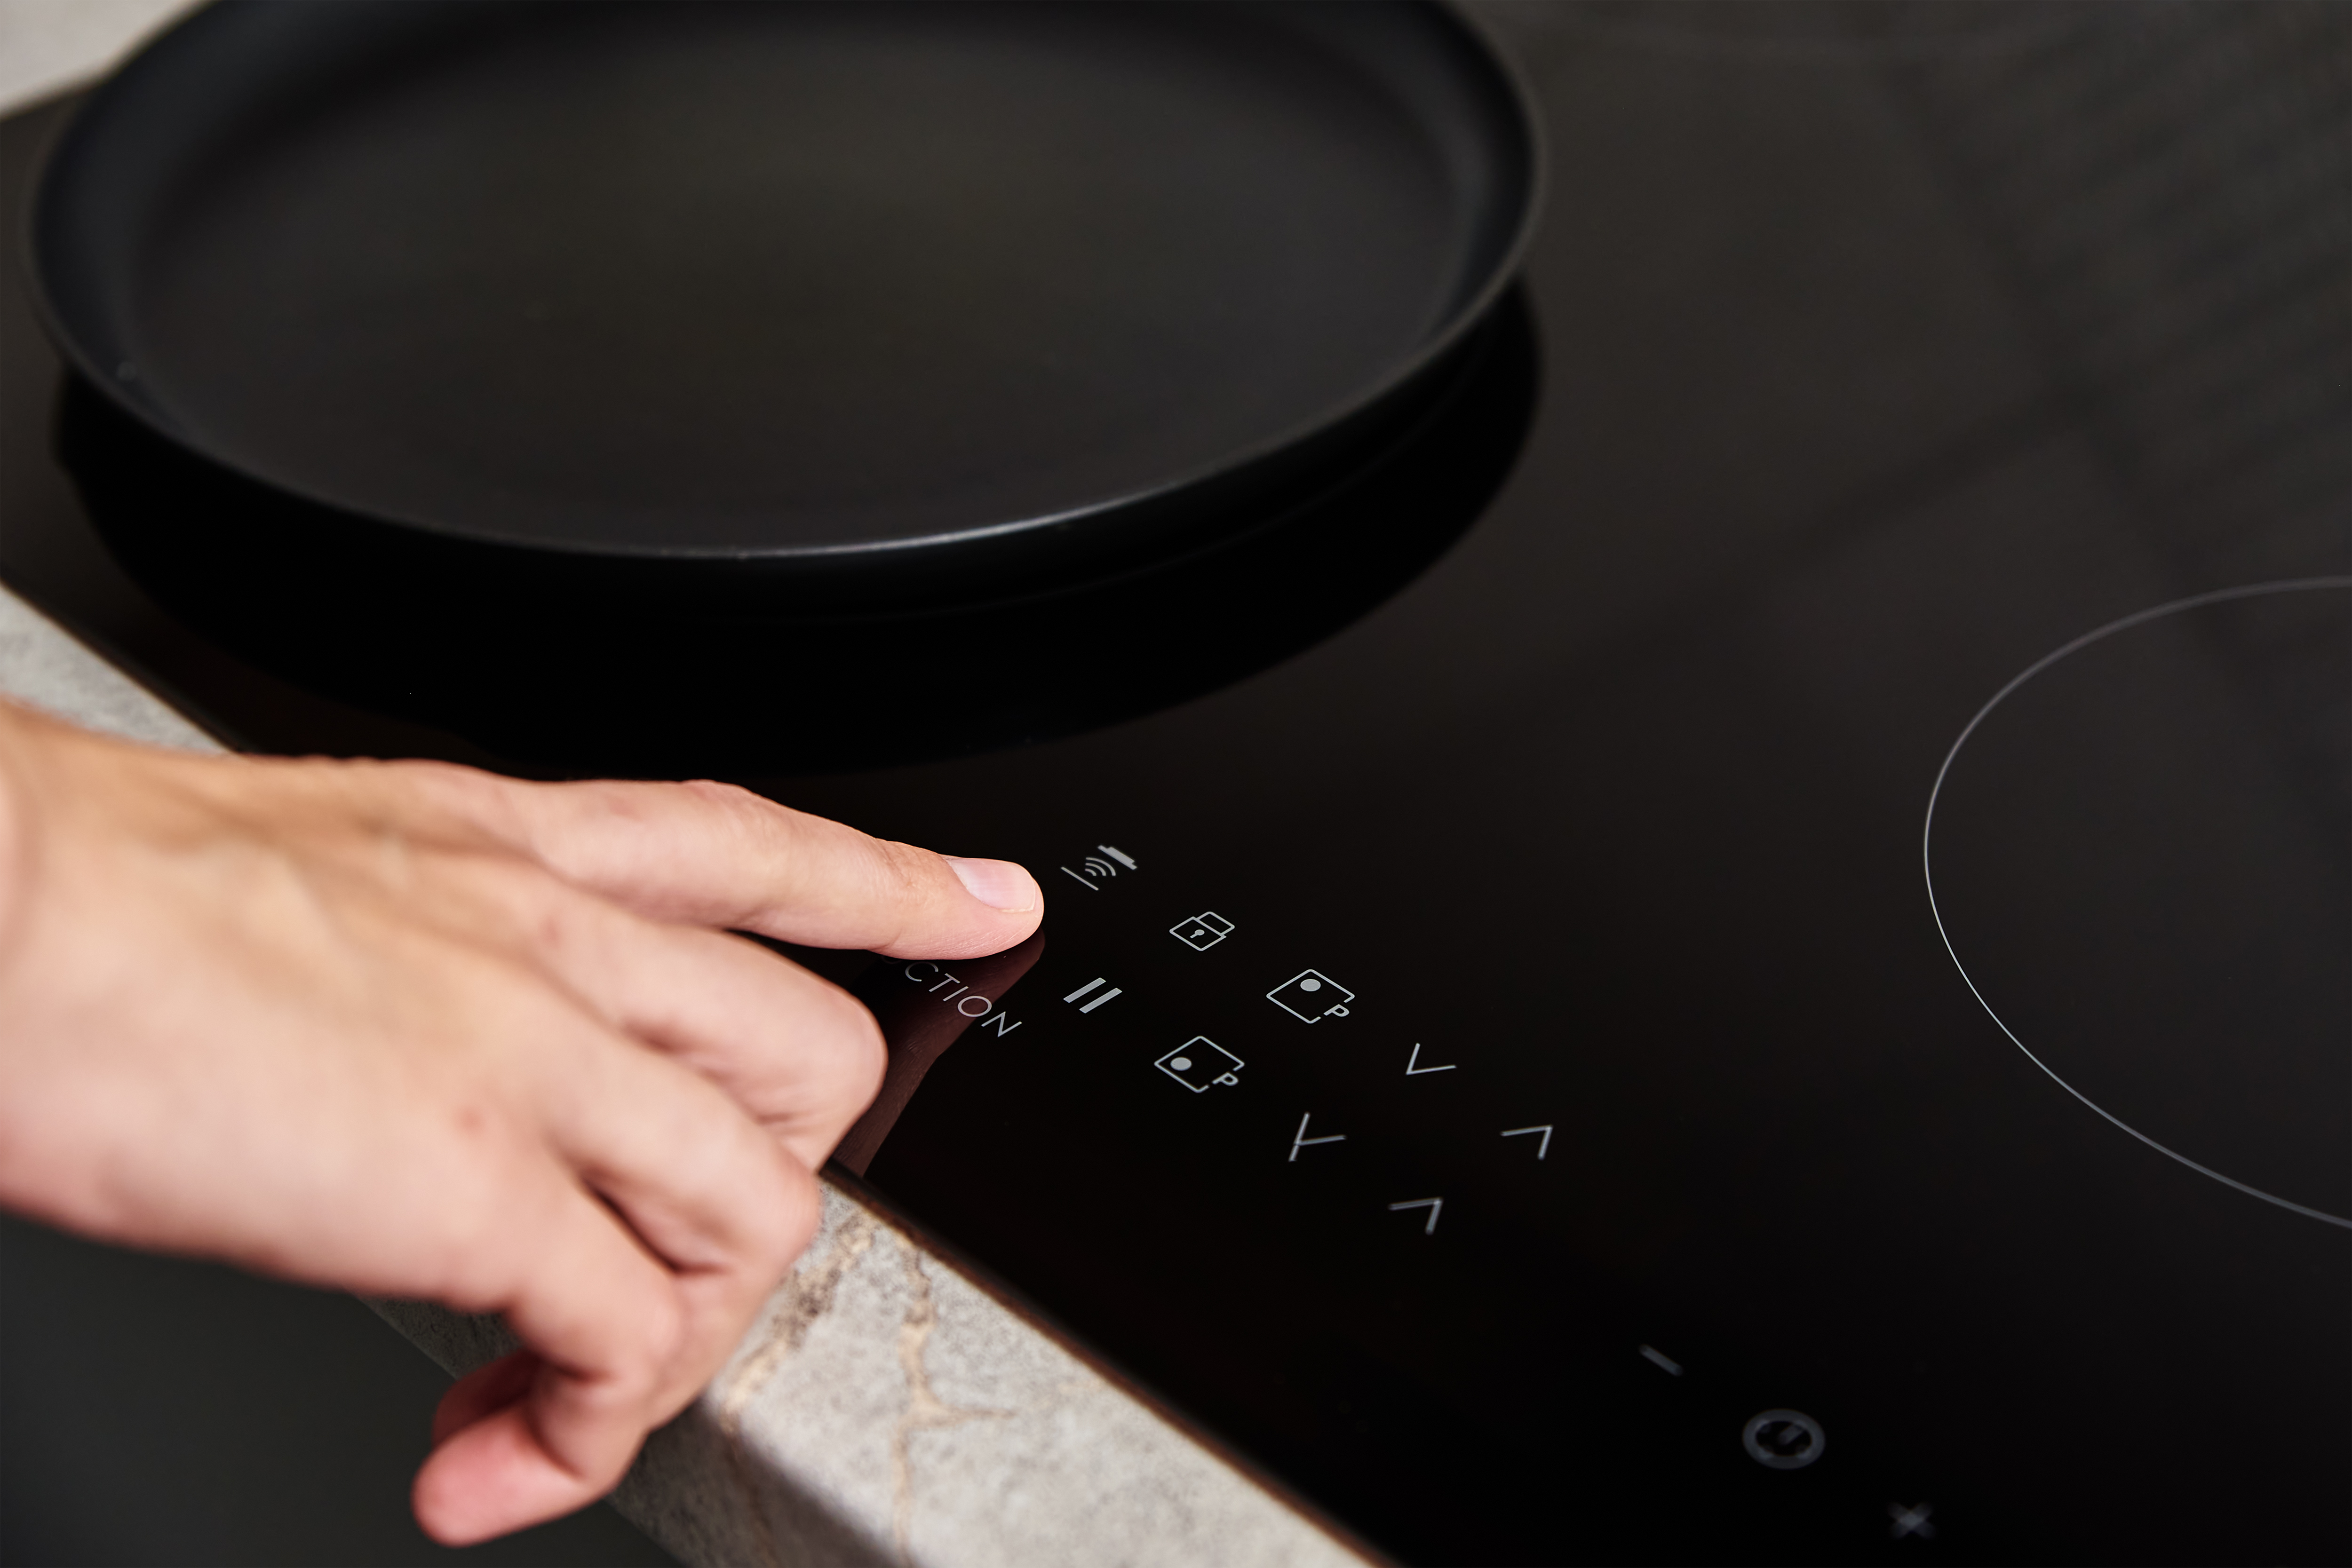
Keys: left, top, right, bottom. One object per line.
{"left": 25, "top": 0, "right": 1546, "bottom": 568}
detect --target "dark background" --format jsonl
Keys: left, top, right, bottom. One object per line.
{"left": 0, "top": 1213, "right": 672, "bottom": 1566}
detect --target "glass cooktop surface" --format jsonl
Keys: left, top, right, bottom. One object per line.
{"left": 2, "top": 4, "right": 2345, "bottom": 1562}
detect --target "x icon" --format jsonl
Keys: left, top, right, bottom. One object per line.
{"left": 1888, "top": 1501, "right": 1935, "bottom": 1540}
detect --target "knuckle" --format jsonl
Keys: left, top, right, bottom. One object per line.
{"left": 655, "top": 1081, "right": 802, "bottom": 1275}
{"left": 417, "top": 1144, "right": 548, "bottom": 1310}
{"left": 630, "top": 1282, "right": 691, "bottom": 1383}
{"left": 562, "top": 1279, "right": 687, "bottom": 1442}
{"left": 829, "top": 991, "right": 890, "bottom": 1106}
{"left": 381, "top": 759, "right": 520, "bottom": 833}
{"left": 425, "top": 844, "right": 559, "bottom": 932}
{"left": 556, "top": 1407, "right": 659, "bottom": 1501}
{"left": 872, "top": 839, "right": 932, "bottom": 898}
{"left": 582, "top": 1442, "right": 644, "bottom": 1500}
{"left": 677, "top": 779, "right": 789, "bottom": 855}
{"left": 516, "top": 778, "right": 696, "bottom": 888}
{"left": 757, "top": 1154, "right": 823, "bottom": 1274}
{"left": 779, "top": 977, "right": 889, "bottom": 1111}
{"left": 565, "top": 778, "right": 661, "bottom": 826}
{"left": 717, "top": 1115, "right": 808, "bottom": 1271}
{"left": 865, "top": 839, "right": 939, "bottom": 944}
{"left": 678, "top": 778, "right": 765, "bottom": 815}
{"left": 441, "top": 858, "right": 615, "bottom": 989}
{"left": 450, "top": 937, "right": 582, "bottom": 1049}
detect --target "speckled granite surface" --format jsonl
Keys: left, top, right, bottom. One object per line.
{"left": 378, "top": 1186, "right": 1363, "bottom": 1568}
{"left": 0, "top": 568, "right": 1363, "bottom": 1568}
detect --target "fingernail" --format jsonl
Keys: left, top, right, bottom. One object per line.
{"left": 946, "top": 856, "right": 1040, "bottom": 913}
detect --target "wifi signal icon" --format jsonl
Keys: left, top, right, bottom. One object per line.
{"left": 1059, "top": 844, "right": 1137, "bottom": 892}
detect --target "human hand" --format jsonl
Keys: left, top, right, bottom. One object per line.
{"left": 0, "top": 699, "right": 1041, "bottom": 1543}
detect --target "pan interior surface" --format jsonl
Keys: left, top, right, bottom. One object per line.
{"left": 42, "top": 0, "right": 1530, "bottom": 556}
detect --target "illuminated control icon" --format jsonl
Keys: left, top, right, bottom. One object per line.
{"left": 1156, "top": 1037, "right": 1242, "bottom": 1093}
{"left": 1063, "top": 977, "right": 1122, "bottom": 1013}
{"left": 1170, "top": 911, "right": 1235, "bottom": 951}
{"left": 1888, "top": 1502, "right": 1936, "bottom": 1541}
{"left": 1058, "top": 844, "right": 1136, "bottom": 893}
{"left": 1268, "top": 969, "right": 1352, "bottom": 1022}
{"left": 1388, "top": 1197, "right": 1443, "bottom": 1235}
{"left": 1743, "top": 1410, "right": 1824, "bottom": 1470}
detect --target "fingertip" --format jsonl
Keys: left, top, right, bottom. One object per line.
{"left": 944, "top": 856, "right": 1041, "bottom": 915}
{"left": 990, "top": 900, "right": 1047, "bottom": 956}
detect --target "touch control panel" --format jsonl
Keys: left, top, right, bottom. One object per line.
{"left": 844, "top": 837, "right": 1949, "bottom": 1563}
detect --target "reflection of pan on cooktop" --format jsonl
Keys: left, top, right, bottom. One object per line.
{"left": 30, "top": 0, "right": 1540, "bottom": 617}
{"left": 60, "top": 289, "right": 1538, "bottom": 773}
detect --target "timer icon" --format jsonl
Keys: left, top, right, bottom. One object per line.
{"left": 1742, "top": 1410, "right": 1824, "bottom": 1470}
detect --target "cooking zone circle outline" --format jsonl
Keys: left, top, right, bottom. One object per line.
{"left": 1922, "top": 577, "right": 2352, "bottom": 1230}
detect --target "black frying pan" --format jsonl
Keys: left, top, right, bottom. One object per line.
{"left": 31, "top": 0, "right": 1540, "bottom": 614}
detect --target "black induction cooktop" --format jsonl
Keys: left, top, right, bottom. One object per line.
{"left": 3, "top": 5, "right": 2346, "bottom": 1563}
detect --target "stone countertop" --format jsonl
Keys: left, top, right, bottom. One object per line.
{"left": 0, "top": 7, "right": 1367, "bottom": 1564}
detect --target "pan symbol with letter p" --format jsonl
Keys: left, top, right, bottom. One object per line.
{"left": 1156, "top": 1038, "right": 1243, "bottom": 1092}
{"left": 1268, "top": 969, "right": 1353, "bottom": 1022}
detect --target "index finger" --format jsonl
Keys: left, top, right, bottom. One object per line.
{"left": 409, "top": 768, "right": 1042, "bottom": 958}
